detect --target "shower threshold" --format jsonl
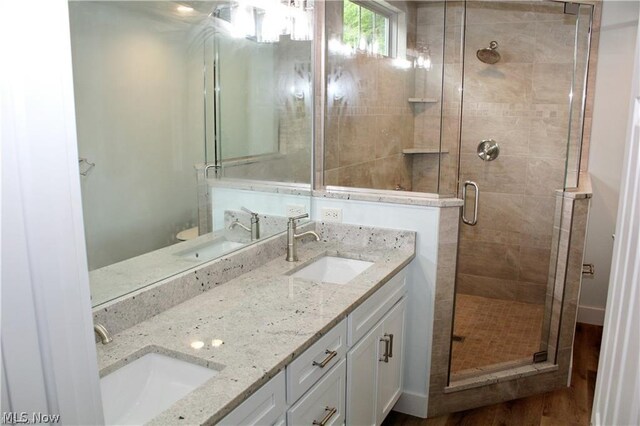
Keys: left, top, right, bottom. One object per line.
{"left": 446, "top": 361, "right": 559, "bottom": 393}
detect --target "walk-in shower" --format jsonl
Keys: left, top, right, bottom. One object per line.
{"left": 322, "top": 0, "right": 595, "bottom": 411}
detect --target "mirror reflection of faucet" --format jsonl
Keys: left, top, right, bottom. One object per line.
{"left": 229, "top": 207, "right": 260, "bottom": 241}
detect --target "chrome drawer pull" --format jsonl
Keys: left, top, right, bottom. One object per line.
{"left": 379, "top": 336, "right": 390, "bottom": 363}
{"left": 312, "top": 350, "right": 337, "bottom": 368}
{"left": 386, "top": 333, "right": 394, "bottom": 358}
{"left": 312, "top": 406, "right": 337, "bottom": 426}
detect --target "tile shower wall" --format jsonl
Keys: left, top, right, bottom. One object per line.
{"left": 411, "top": 2, "right": 463, "bottom": 195}
{"left": 324, "top": 1, "right": 416, "bottom": 191}
{"left": 455, "top": 1, "right": 580, "bottom": 305}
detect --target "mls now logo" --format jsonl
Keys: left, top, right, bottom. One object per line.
{"left": 1, "top": 412, "right": 61, "bottom": 424}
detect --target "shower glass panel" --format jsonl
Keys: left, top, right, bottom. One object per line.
{"left": 450, "top": 0, "right": 593, "bottom": 382}
{"left": 324, "top": 1, "right": 447, "bottom": 192}
{"left": 565, "top": 5, "right": 593, "bottom": 188}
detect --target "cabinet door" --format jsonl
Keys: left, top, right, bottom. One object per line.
{"left": 376, "top": 298, "right": 406, "bottom": 425}
{"left": 346, "top": 321, "right": 384, "bottom": 426}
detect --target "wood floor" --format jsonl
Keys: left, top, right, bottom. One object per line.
{"left": 383, "top": 323, "right": 603, "bottom": 426}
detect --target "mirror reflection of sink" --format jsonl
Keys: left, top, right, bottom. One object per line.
{"left": 100, "top": 353, "right": 219, "bottom": 425}
{"left": 175, "top": 238, "right": 245, "bottom": 261}
{"left": 290, "top": 256, "right": 374, "bottom": 284}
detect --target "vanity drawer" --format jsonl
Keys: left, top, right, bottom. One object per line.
{"left": 348, "top": 268, "right": 406, "bottom": 346}
{"left": 287, "top": 359, "right": 346, "bottom": 426}
{"left": 218, "top": 371, "right": 286, "bottom": 426}
{"left": 286, "top": 319, "right": 347, "bottom": 404}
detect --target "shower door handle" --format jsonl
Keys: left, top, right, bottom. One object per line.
{"left": 462, "top": 181, "right": 479, "bottom": 226}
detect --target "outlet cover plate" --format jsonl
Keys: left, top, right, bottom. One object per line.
{"left": 286, "top": 204, "right": 307, "bottom": 217}
{"left": 321, "top": 207, "right": 343, "bottom": 223}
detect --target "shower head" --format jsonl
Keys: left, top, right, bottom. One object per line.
{"left": 477, "top": 41, "right": 500, "bottom": 64}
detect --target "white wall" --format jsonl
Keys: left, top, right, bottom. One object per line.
{"left": 69, "top": 2, "right": 205, "bottom": 270}
{"left": 591, "top": 3, "right": 640, "bottom": 422}
{"left": 312, "top": 197, "right": 441, "bottom": 417}
{"left": 1, "top": 0, "right": 103, "bottom": 422}
{"left": 580, "top": 0, "right": 640, "bottom": 325}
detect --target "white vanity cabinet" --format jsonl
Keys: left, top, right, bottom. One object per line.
{"left": 218, "top": 267, "right": 407, "bottom": 426}
{"left": 345, "top": 297, "right": 406, "bottom": 426}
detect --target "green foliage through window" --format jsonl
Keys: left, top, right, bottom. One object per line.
{"left": 343, "top": 0, "right": 389, "bottom": 56}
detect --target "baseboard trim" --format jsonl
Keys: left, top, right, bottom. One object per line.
{"left": 577, "top": 305, "right": 605, "bottom": 325}
{"left": 392, "top": 390, "right": 429, "bottom": 418}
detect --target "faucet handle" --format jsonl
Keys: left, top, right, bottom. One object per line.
{"left": 289, "top": 213, "right": 309, "bottom": 222}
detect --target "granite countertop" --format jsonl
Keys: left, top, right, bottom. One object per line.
{"left": 95, "top": 227, "right": 415, "bottom": 425}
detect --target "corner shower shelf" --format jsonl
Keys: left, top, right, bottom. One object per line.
{"left": 408, "top": 98, "right": 438, "bottom": 103}
{"left": 402, "top": 148, "right": 449, "bottom": 155}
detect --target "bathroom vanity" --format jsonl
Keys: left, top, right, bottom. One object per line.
{"left": 94, "top": 223, "right": 415, "bottom": 425}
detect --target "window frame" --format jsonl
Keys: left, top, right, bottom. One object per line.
{"left": 343, "top": 0, "right": 401, "bottom": 58}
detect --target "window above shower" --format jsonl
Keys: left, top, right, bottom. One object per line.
{"left": 342, "top": 0, "right": 392, "bottom": 56}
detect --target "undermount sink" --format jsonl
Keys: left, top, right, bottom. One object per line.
{"left": 176, "top": 238, "right": 244, "bottom": 261}
{"left": 290, "top": 256, "right": 374, "bottom": 284}
{"left": 100, "top": 353, "right": 218, "bottom": 425}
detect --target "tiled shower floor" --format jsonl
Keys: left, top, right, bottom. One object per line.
{"left": 450, "top": 294, "right": 545, "bottom": 375}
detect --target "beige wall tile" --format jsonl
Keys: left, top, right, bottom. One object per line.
{"left": 375, "top": 115, "right": 404, "bottom": 158}
{"left": 460, "top": 154, "right": 528, "bottom": 195}
{"left": 466, "top": 1, "right": 536, "bottom": 25}
{"left": 519, "top": 246, "right": 552, "bottom": 284}
{"left": 338, "top": 115, "right": 377, "bottom": 167}
{"left": 458, "top": 240, "right": 520, "bottom": 280}
{"left": 534, "top": 21, "right": 576, "bottom": 64}
{"left": 464, "top": 62, "right": 533, "bottom": 104}
{"left": 529, "top": 116, "right": 571, "bottom": 159}
{"left": 532, "top": 63, "right": 573, "bottom": 104}
{"left": 525, "top": 157, "right": 565, "bottom": 196}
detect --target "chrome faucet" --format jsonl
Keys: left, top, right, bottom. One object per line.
{"left": 229, "top": 207, "right": 260, "bottom": 241}
{"left": 94, "top": 323, "right": 112, "bottom": 344}
{"left": 286, "top": 213, "right": 320, "bottom": 262}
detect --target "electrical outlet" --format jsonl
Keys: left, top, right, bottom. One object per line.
{"left": 286, "top": 204, "right": 307, "bottom": 217}
{"left": 321, "top": 207, "right": 343, "bottom": 223}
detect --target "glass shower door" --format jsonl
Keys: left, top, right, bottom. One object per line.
{"left": 450, "top": 0, "right": 593, "bottom": 381}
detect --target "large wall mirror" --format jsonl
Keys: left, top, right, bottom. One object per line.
{"left": 69, "top": 1, "right": 313, "bottom": 307}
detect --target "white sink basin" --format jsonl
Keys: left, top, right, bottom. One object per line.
{"left": 176, "top": 238, "right": 244, "bottom": 261}
{"left": 291, "top": 256, "right": 374, "bottom": 284}
{"left": 100, "top": 353, "right": 218, "bottom": 425}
